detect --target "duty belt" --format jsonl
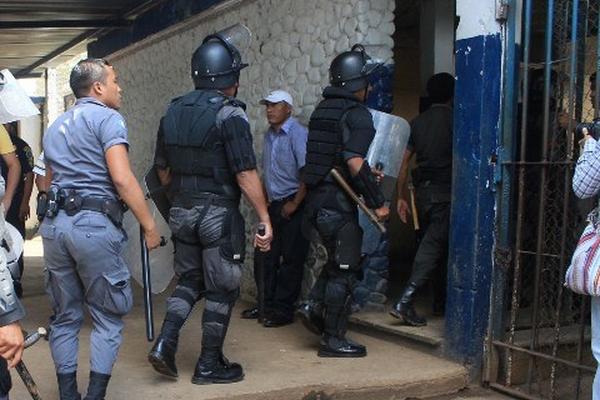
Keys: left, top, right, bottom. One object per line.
{"left": 47, "top": 189, "right": 126, "bottom": 227}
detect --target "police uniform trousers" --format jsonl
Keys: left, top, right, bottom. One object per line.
{"left": 40, "top": 211, "right": 133, "bottom": 375}
{"left": 165, "top": 203, "right": 243, "bottom": 356}
{"left": 306, "top": 187, "right": 362, "bottom": 339}
{"left": 255, "top": 197, "right": 309, "bottom": 319}
{"left": 408, "top": 183, "right": 450, "bottom": 290}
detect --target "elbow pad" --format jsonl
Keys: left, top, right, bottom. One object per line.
{"left": 351, "top": 161, "right": 385, "bottom": 209}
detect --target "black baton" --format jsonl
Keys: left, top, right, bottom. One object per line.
{"left": 16, "top": 327, "right": 48, "bottom": 400}
{"left": 140, "top": 226, "right": 154, "bottom": 342}
{"left": 256, "top": 223, "right": 266, "bottom": 324}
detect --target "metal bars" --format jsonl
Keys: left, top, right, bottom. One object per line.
{"left": 487, "top": 1, "right": 599, "bottom": 399}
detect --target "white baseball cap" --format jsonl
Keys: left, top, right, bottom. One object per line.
{"left": 260, "top": 90, "right": 293, "bottom": 107}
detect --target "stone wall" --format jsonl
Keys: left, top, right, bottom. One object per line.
{"left": 106, "top": 0, "right": 395, "bottom": 301}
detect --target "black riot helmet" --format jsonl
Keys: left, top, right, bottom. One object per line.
{"left": 329, "top": 44, "right": 382, "bottom": 92}
{"left": 191, "top": 25, "right": 250, "bottom": 90}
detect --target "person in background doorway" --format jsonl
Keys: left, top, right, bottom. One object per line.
{"left": 390, "top": 73, "right": 454, "bottom": 327}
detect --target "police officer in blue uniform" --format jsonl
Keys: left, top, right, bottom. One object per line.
{"left": 148, "top": 30, "right": 272, "bottom": 384}
{"left": 298, "top": 45, "right": 389, "bottom": 357}
{"left": 41, "top": 58, "right": 161, "bottom": 400}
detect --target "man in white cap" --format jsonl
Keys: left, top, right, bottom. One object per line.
{"left": 241, "top": 90, "right": 309, "bottom": 327}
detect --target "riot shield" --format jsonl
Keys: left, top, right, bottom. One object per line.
{"left": 366, "top": 109, "right": 410, "bottom": 201}
{"left": 0, "top": 69, "right": 39, "bottom": 124}
{"left": 125, "top": 166, "right": 174, "bottom": 294}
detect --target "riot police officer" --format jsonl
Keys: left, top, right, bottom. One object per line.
{"left": 148, "top": 26, "right": 273, "bottom": 384}
{"left": 298, "top": 45, "right": 389, "bottom": 357}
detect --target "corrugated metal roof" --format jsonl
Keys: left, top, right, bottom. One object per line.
{"left": 0, "top": 0, "right": 163, "bottom": 77}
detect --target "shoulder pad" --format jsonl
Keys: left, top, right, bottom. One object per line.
{"left": 208, "top": 95, "right": 226, "bottom": 105}
{"left": 169, "top": 95, "right": 183, "bottom": 104}
{"left": 224, "top": 98, "right": 247, "bottom": 111}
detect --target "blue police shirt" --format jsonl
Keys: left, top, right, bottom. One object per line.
{"left": 262, "top": 116, "right": 307, "bottom": 201}
{"left": 43, "top": 97, "right": 129, "bottom": 200}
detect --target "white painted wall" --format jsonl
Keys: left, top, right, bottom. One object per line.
{"left": 420, "top": 0, "right": 456, "bottom": 89}
{"left": 456, "top": 0, "right": 501, "bottom": 40}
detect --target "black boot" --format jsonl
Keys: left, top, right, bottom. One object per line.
{"left": 57, "top": 372, "right": 81, "bottom": 400}
{"left": 191, "top": 347, "right": 244, "bottom": 385}
{"left": 83, "top": 372, "right": 110, "bottom": 400}
{"left": 192, "top": 302, "right": 243, "bottom": 385}
{"left": 148, "top": 313, "right": 184, "bottom": 378}
{"left": 390, "top": 282, "right": 427, "bottom": 326}
{"left": 296, "top": 301, "right": 324, "bottom": 335}
{"left": 317, "top": 297, "right": 366, "bottom": 358}
{"left": 318, "top": 335, "right": 366, "bottom": 357}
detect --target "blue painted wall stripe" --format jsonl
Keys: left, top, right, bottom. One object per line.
{"left": 446, "top": 33, "right": 501, "bottom": 366}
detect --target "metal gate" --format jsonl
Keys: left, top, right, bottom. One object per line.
{"left": 486, "top": 1, "right": 600, "bottom": 399}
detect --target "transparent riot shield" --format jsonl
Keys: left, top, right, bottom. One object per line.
{"left": 0, "top": 69, "right": 39, "bottom": 124}
{"left": 366, "top": 109, "right": 410, "bottom": 201}
{"left": 125, "top": 167, "right": 174, "bottom": 294}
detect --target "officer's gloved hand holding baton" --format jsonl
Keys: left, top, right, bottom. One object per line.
{"left": 372, "top": 162, "right": 390, "bottom": 222}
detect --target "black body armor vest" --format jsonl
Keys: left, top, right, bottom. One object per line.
{"left": 303, "top": 97, "right": 357, "bottom": 187}
{"left": 162, "top": 90, "right": 240, "bottom": 200}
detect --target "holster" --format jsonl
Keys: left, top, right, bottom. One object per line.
{"left": 36, "top": 191, "right": 48, "bottom": 221}
{"left": 45, "top": 187, "right": 62, "bottom": 218}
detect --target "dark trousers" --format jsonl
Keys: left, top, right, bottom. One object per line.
{"left": 254, "top": 198, "right": 309, "bottom": 318}
{"left": 408, "top": 200, "right": 450, "bottom": 288}
{"left": 308, "top": 207, "right": 361, "bottom": 338}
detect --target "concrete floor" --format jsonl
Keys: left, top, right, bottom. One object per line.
{"left": 10, "top": 238, "right": 476, "bottom": 400}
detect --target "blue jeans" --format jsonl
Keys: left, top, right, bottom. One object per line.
{"left": 593, "top": 296, "right": 600, "bottom": 399}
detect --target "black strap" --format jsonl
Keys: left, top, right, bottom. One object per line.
{"left": 172, "top": 192, "right": 237, "bottom": 209}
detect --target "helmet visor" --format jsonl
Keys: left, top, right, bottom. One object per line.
{"left": 352, "top": 44, "right": 388, "bottom": 75}
{"left": 216, "top": 24, "right": 252, "bottom": 56}
{"left": 203, "top": 24, "right": 252, "bottom": 72}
